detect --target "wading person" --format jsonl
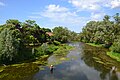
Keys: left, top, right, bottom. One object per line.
{"left": 50, "top": 65, "right": 54, "bottom": 74}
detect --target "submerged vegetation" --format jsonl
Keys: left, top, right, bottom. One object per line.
{"left": 0, "top": 63, "right": 39, "bottom": 80}
{"left": 86, "top": 43, "right": 103, "bottom": 47}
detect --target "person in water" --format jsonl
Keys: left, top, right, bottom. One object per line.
{"left": 50, "top": 65, "right": 54, "bottom": 74}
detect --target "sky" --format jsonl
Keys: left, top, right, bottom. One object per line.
{"left": 0, "top": 0, "right": 120, "bottom": 33}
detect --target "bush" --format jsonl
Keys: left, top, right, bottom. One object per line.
{"left": 53, "top": 44, "right": 73, "bottom": 56}
{"left": 53, "top": 47, "right": 68, "bottom": 56}
{"left": 53, "top": 41, "right": 61, "bottom": 46}
{"left": 110, "top": 39, "right": 120, "bottom": 53}
{"left": 35, "top": 43, "right": 58, "bottom": 57}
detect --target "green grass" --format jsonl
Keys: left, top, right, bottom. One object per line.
{"left": 87, "top": 43, "right": 103, "bottom": 47}
{"left": 107, "top": 51, "right": 120, "bottom": 62}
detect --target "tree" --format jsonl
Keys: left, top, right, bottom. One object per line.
{"left": 52, "top": 26, "right": 71, "bottom": 43}
{"left": 80, "top": 14, "right": 114, "bottom": 47}
{"left": 6, "top": 19, "right": 21, "bottom": 29}
{"left": 110, "top": 36, "right": 120, "bottom": 53}
{"left": 0, "top": 28, "right": 21, "bottom": 64}
{"left": 113, "top": 13, "right": 120, "bottom": 24}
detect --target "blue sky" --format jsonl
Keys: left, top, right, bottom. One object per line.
{"left": 0, "top": 0, "right": 120, "bottom": 32}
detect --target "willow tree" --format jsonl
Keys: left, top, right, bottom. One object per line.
{"left": 52, "top": 26, "right": 71, "bottom": 43}
{"left": 0, "top": 28, "right": 21, "bottom": 64}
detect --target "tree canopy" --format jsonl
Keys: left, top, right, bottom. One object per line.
{"left": 0, "top": 19, "right": 78, "bottom": 64}
{"left": 79, "top": 13, "right": 120, "bottom": 52}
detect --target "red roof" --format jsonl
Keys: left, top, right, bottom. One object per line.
{"left": 46, "top": 32, "right": 54, "bottom": 36}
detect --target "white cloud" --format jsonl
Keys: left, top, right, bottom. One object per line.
{"left": 29, "top": 1, "right": 120, "bottom": 32}
{"left": 104, "top": 0, "right": 120, "bottom": 8}
{"left": 29, "top": 4, "right": 88, "bottom": 32}
{"left": 46, "top": 4, "right": 68, "bottom": 12}
{"left": 0, "top": 2, "right": 5, "bottom": 6}
{"left": 111, "top": 0, "right": 120, "bottom": 8}
{"left": 40, "top": 4, "right": 86, "bottom": 25}
{"left": 68, "top": 0, "right": 102, "bottom": 11}
{"left": 68, "top": 0, "right": 120, "bottom": 10}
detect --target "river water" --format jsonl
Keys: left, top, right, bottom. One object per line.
{"left": 33, "top": 42, "right": 120, "bottom": 80}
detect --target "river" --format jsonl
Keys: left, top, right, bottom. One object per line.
{"left": 1, "top": 42, "right": 120, "bottom": 80}
{"left": 33, "top": 42, "right": 120, "bottom": 80}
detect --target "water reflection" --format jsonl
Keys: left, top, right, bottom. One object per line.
{"left": 33, "top": 42, "right": 120, "bottom": 80}
{"left": 110, "top": 71, "right": 118, "bottom": 80}
{"left": 34, "top": 61, "right": 88, "bottom": 80}
{"left": 82, "top": 46, "right": 109, "bottom": 80}
{"left": 82, "top": 44, "right": 120, "bottom": 80}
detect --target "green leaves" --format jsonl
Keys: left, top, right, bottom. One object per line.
{"left": 0, "top": 28, "right": 21, "bottom": 64}
{"left": 52, "top": 26, "right": 78, "bottom": 43}
{"left": 0, "top": 19, "right": 79, "bottom": 65}
{"left": 110, "top": 37, "right": 120, "bottom": 53}
{"left": 35, "top": 44, "right": 58, "bottom": 57}
{"left": 80, "top": 13, "right": 120, "bottom": 48}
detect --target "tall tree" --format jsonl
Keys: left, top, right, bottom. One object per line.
{"left": 52, "top": 26, "right": 70, "bottom": 43}
{"left": 113, "top": 13, "right": 120, "bottom": 24}
{"left": 6, "top": 19, "right": 21, "bottom": 29}
{"left": 0, "top": 28, "right": 21, "bottom": 64}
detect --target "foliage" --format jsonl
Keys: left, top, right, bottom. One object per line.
{"left": 35, "top": 43, "right": 58, "bottom": 57}
{"left": 52, "top": 26, "right": 78, "bottom": 43}
{"left": 52, "top": 26, "right": 69, "bottom": 43}
{"left": 80, "top": 13, "right": 120, "bottom": 50}
{"left": 53, "top": 40, "right": 61, "bottom": 46}
{"left": 0, "top": 19, "right": 78, "bottom": 64}
{"left": 0, "top": 28, "right": 21, "bottom": 64}
{"left": 79, "top": 13, "right": 120, "bottom": 61}
{"left": 35, "top": 43, "right": 73, "bottom": 58}
{"left": 107, "top": 52, "right": 120, "bottom": 62}
{"left": 53, "top": 44, "right": 73, "bottom": 56}
{"left": 110, "top": 37, "right": 120, "bottom": 53}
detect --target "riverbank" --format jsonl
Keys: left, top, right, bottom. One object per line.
{"left": 86, "top": 43, "right": 103, "bottom": 47}
{"left": 107, "top": 52, "right": 120, "bottom": 62}
{"left": 84, "top": 42, "right": 120, "bottom": 72}
{"left": 86, "top": 43, "right": 120, "bottom": 63}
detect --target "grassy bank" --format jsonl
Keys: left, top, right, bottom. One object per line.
{"left": 86, "top": 43, "right": 120, "bottom": 63}
{"left": 86, "top": 43, "right": 103, "bottom": 47}
{"left": 107, "top": 52, "right": 120, "bottom": 62}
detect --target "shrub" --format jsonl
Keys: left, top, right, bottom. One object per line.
{"left": 35, "top": 43, "right": 58, "bottom": 57}
{"left": 110, "top": 39, "right": 120, "bottom": 53}
{"left": 53, "top": 40, "right": 61, "bottom": 46}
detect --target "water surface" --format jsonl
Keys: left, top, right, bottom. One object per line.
{"left": 33, "top": 42, "right": 120, "bottom": 80}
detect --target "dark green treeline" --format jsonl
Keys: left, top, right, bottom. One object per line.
{"left": 79, "top": 13, "right": 120, "bottom": 53}
{"left": 0, "top": 19, "right": 79, "bottom": 64}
